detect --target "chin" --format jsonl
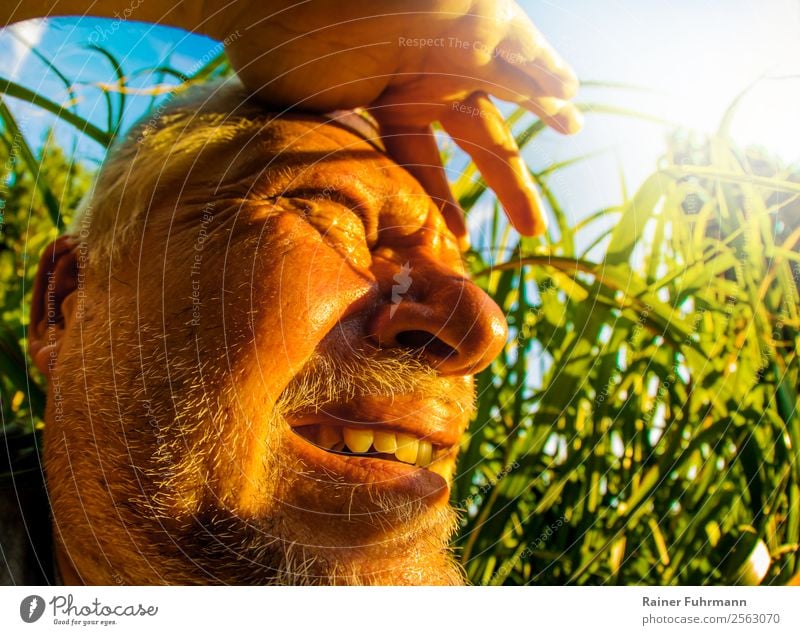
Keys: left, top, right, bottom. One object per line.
{"left": 143, "top": 403, "right": 467, "bottom": 585}
{"left": 169, "top": 461, "right": 464, "bottom": 585}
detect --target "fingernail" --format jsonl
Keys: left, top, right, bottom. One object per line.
{"left": 561, "top": 71, "right": 580, "bottom": 100}
{"left": 554, "top": 106, "right": 584, "bottom": 135}
{"left": 522, "top": 184, "right": 548, "bottom": 236}
{"left": 531, "top": 208, "right": 548, "bottom": 235}
{"left": 567, "top": 107, "right": 584, "bottom": 134}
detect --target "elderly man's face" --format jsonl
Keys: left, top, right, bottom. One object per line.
{"left": 32, "top": 109, "right": 507, "bottom": 584}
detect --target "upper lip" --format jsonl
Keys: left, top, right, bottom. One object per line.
{"left": 287, "top": 392, "right": 465, "bottom": 449}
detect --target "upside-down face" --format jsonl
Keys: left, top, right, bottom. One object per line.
{"left": 30, "top": 88, "right": 508, "bottom": 585}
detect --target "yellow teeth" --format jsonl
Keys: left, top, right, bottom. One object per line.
{"left": 373, "top": 431, "right": 398, "bottom": 454}
{"left": 395, "top": 433, "right": 419, "bottom": 464}
{"left": 317, "top": 426, "right": 343, "bottom": 450}
{"left": 343, "top": 427, "right": 374, "bottom": 453}
{"left": 308, "top": 426, "right": 441, "bottom": 469}
{"left": 416, "top": 441, "right": 433, "bottom": 467}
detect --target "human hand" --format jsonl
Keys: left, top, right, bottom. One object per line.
{"left": 212, "top": 0, "right": 582, "bottom": 246}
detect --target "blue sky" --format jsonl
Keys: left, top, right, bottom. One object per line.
{"left": 0, "top": 17, "right": 220, "bottom": 164}
{"left": 1, "top": 1, "right": 799, "bottom": 234}
{"left": 513, "top": 0, "right": 800, "bottom": 231}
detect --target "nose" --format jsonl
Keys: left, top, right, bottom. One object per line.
{"left": 367, "top": 253, "right": 508, "bottom": 375}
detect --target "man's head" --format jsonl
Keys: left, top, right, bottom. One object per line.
{"left": 28, "top": 81, "right": 508, "bottom": 584}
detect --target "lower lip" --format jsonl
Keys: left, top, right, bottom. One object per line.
{"left": 286, "top": 431, "right": 449, "bottom": 502}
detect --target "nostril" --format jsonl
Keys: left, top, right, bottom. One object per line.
{"left": 367, "top": 273, "right": 507, "bottom": 375}
{"left": 394, "top": 330, "right": 458, "bottom": 361}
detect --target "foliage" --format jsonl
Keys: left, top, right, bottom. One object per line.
{"left": 0, "top": 129, "right": 92, "bottom": 480}
{"left": 454, "top": 113, "right": 800, "bottom": 585}
{"left": 1, "top": 40, "right": 797, "bottom": 585}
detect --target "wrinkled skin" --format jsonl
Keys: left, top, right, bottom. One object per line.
{"left": 29, "top": 98, "right": 509, "bottom": 584}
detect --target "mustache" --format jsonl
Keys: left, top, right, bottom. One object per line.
{"left": 275, "top": 345, "right": 475, "bottom": 417}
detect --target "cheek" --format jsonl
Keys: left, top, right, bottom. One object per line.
{"left": 208, "top": 213, "right": 378, "bottom": 512}
{"left": 303, "top": 202, "right": 373, "bottom": 266}
{"left": 225, "top": 211, "right": 377, "bottom": 403}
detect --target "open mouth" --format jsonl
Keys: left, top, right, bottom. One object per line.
{"left": 292, "top": 423, "right": 448, "bottom": 470}
{"left": 284, "top": 394, "right": 466, "bottom": 497}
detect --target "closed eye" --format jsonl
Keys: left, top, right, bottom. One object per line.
{"left": 280, "top": 187, "right": 364, "bottom": 214}
{"left": 276, "top": 187, "right": 377, "bottom": 246}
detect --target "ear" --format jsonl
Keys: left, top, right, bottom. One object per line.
{"left": 29, "top": 236, "right": 80, "bottom": 378}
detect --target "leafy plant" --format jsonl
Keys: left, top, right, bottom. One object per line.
{"left": 454, "top": 104, "right": 799, "bottom": 585}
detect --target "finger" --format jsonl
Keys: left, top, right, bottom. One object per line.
{"left": 497, "top": 2, "right": 580, "bottom": 99}
{"left": 440, "top": 92, "right": 546, "bottom": 236}
{"left": 460, "top": 82, "right": 584, "bottom": 135}
{"left": 375, "top": 120, "right": 470, "bottom": 250}
{"left": 440, "top": 45, "right": 583, "bottom": 135}
{"left": 524, "top": 97, "right": 584, "bottom": 135}
{"left": 370, "top": 73, "right": 582, "bottom": 137}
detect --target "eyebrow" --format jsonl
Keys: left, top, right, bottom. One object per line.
{"left": 265, "top": 154, "right": 383, "bottom": 206}
{"left": 278, "top": 186, "right": 364, "bottom": 212}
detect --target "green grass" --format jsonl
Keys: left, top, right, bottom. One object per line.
{"left": 1, "top": 43, "right": 798, "bottom": 585}
{"left": 454, "top": 112, "right": 800, "bottom": 585}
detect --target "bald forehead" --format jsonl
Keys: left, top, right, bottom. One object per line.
{"left": 208, "top": 115, "right": 426, "bottom": 206}
{"left": 189, "top": 116, "right": 450, "bottom": 251}
{"left": 250, "top": 114, "right": 387, "bottom": 162}
{"left": 123, "top": 85, "right": 450, "bottom": 250}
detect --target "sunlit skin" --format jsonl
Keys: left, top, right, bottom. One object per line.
{"left": 28, "top": 88, "right": 508, "bottom": 585}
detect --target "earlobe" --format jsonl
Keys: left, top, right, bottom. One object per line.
{"left": 29, "top": 236, "right": 80, "bottom": 377}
